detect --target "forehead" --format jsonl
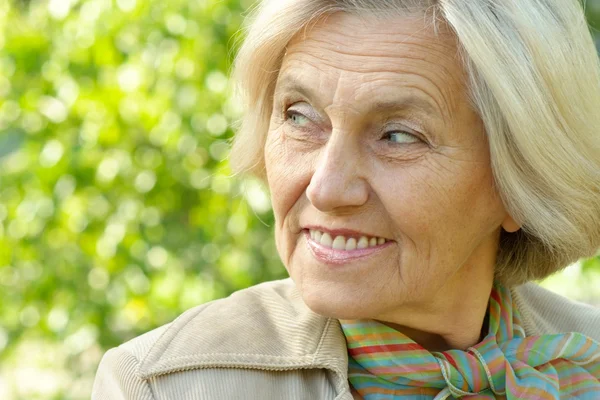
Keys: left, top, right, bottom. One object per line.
{"left": 277, "top": 12, "right": 468, "bottom": 120}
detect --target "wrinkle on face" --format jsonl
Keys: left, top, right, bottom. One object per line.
{"left": 279, "top": 56, "right": 453, "bottom": 126}
{"left": 284, "top": 17, "right": 463, "bottom": 119}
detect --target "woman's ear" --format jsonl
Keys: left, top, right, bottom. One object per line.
{"left": 501, "top": 214, "right": 521, "bottom": 233}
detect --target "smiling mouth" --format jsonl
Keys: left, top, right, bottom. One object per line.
{"left": 303, "top": 229, "right": 392, "bottom": 265}
{"left": 307, "top": 229, "right": 389, "bottom": 251}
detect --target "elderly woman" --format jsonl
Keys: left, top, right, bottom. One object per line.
{"left": 93, "top": 0, "right": 600, "bottom": 398}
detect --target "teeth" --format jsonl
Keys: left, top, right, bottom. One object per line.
{"left": 332, "top": 236, "right": 346, "bottom": 250}
{"left": 345, "top": 238, "right": 357, "bottom": 251}
{"left": 357, "top": 236, "right": 369, "bottom": 249}
{"left": 309, "top": 230, "right": 387, "bottom": 250}
{"left": 320, "top": 232, "right": 332, "bottom": 247}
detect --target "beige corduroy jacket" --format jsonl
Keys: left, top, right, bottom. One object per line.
{"left": 92, "top": 278, "right": 600, "bottom": 400}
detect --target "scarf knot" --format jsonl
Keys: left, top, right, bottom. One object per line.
{"left": 435, "top": 335, "right": 507, "bottom": 397}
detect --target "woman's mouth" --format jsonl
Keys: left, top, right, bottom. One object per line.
{"left": 303, "top": 229, "right": 392, "bottom": 265}
{"left": 308, "top": 229, "right": 388, "bottom": 250}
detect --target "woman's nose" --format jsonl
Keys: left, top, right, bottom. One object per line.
{"left": 305, "top": 136, "right": 369, "bottom": 212}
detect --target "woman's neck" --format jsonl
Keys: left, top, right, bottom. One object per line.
{"left": 380, "top": 317, "right": 488, "bottom": 352}
{"left": 376, "top": 265, "right": 495, "bottom": 352}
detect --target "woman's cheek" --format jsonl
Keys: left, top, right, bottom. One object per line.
{"left": 266, "top": 132, "right": 303, "bottom": 214}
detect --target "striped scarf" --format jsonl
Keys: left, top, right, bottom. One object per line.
{"left": 340, "top": 284, "right": 600, "bottom": 399}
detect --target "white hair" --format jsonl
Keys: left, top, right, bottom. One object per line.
{"left": 229, "top": 0, "right": 600, "bottom": 286}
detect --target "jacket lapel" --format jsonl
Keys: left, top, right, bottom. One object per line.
{"left": 137, "top": 278, "right": 350, "bottom": 394}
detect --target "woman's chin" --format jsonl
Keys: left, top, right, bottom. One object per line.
{"left": 296, "top": 281, "right": 375, "bottom": 320}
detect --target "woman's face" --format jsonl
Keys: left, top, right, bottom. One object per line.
{"left": 264, "top": 12, "right": 518, "bottom": 321}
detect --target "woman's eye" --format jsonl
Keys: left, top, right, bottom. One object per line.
{"left": 385, "top": 131, "right": 420, "bottom": 145}
{"left": 285, "top": 110, "right": 311, "bottom": 127}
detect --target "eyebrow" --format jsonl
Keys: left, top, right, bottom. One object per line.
{"left": 274, "top": 75, "right": 443, "bottom": 120}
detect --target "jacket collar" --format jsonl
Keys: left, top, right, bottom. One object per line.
{"left": 137, "top": 279, "right": 350, "bottom": 392}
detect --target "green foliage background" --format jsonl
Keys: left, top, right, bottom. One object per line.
{"left": 0, "top": 0, "right": 598, "bottom": 398}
